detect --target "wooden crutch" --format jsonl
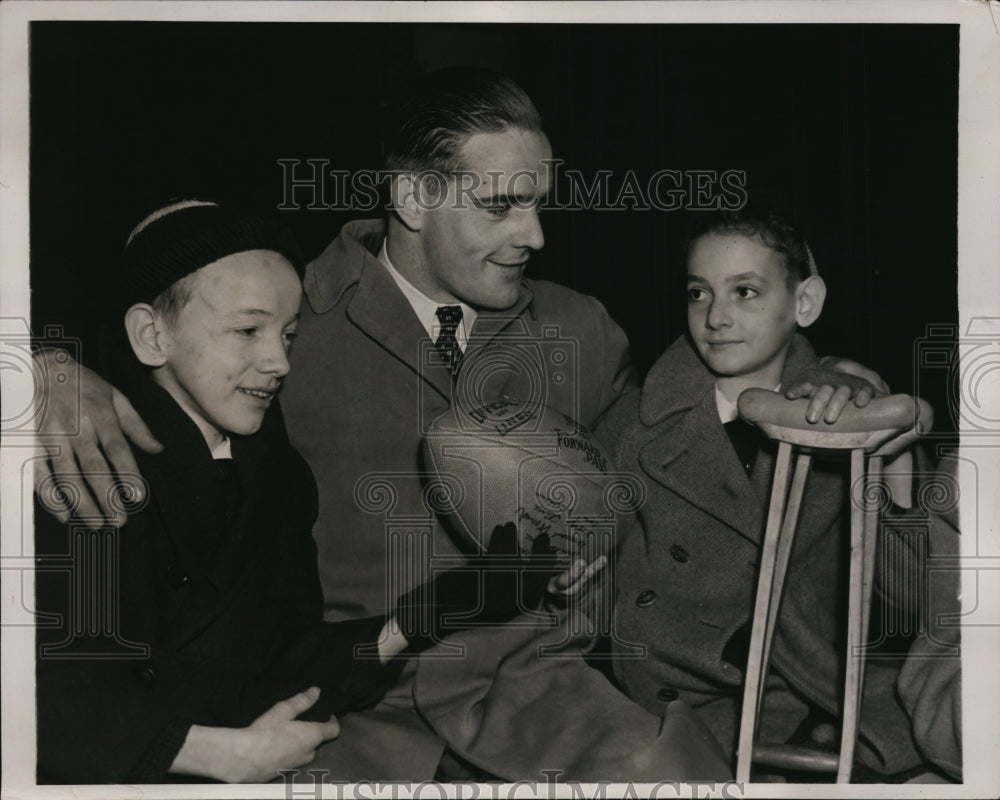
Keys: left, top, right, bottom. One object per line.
{"left": 733, "top": 389, "right": 930, "bottom": 782}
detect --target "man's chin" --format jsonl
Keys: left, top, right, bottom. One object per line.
{"left": 470, "top": 288, "right": 522, "bottom": 312}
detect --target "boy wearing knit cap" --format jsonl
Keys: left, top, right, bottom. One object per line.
{"left": 33, "top": 201, "right": 412, "bottom": 783}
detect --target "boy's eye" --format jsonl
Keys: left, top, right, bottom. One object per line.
{"left": 736, "top": 286, "right": 760, "bottom": 299}
{"left": 687, "top": 287, "right": 709, "bottom": 302}
{"left": 235, "top": 327, "right": 258, "bottom": 336}
{"left": 283, "top": 330, "right": 298, "bottom": 343}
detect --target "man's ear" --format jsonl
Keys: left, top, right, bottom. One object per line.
{"left": 124, "top": 304, "right": 168, "bottom": 367}
{"left": 794, "top": 275, "right": 827, "bottom": 328}
{"left": 390, "top": 173, "right": 424, "bottom": 232}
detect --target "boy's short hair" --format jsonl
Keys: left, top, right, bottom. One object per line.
{"left": 382, "top": 66, "right": 544, "bottom": 176}
{"left": 684, "top": 199, "right": 819, "bottom": 287}
{"left": 121, "top": 199, "right": 304, "bottom": 323}
{"left": 148, "top": 274, "right": 197, "bottom": 327}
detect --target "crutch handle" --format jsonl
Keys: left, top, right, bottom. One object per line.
{"left": 737, "top": 390, "right": 928, "bottom": 452}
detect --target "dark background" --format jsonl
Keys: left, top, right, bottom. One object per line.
{"left": 30, "top": 22, "right": 959, "bottom": 438}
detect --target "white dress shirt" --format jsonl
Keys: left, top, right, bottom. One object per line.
{"left": 715, "top": 383, "right": 782, "bottom": 423}
{"left": 377, "top": 241, "right": 477, "bottom": 352}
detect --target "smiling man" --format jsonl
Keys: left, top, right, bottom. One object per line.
{"left": 251, "top": 67, "right": 646, "bottom": 779}
{"left": 279, "top": 68, "right": 634, "bottom": 623}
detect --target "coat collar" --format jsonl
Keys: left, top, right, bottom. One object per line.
{"left": 639, "top": 335, "right": 715, "bottom": 427}
{"left": 303, "top": 219, "right": 384, "bottom": 315}
{"left": 635, "top": 334, "right": 818, "bottom": 543}
{"left": 463, "top": 290, "right": 535, "bottom": 362}
{"left": 302, "top": 218, "right": 536, "bottom": 400}
{"left": 638, "top": 381, "right": 767, "bottom": 542}
{"left": 126, "top": 378, "right": 259, "bottom": 592}
{"left": 639, "top": 333, "right": 819, "bottom": 427}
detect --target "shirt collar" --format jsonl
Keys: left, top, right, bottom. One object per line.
{"left": 377, "top": 240, "right": 477, "bottom": 350}
{"left": 210, "top": 436, "right": 233, "bottom": 460}
{"left": 166, "top": 400, "right": 233, "bottom": 459}
{"left": 715, "top": 383, "right": 782, "bottom": 423}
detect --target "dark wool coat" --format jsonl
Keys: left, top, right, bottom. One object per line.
{"left": 35, "top": 376, "right": 397, "bottom": 784}
{"left": 597, "top": 334, "right": 926, "bottom": 775}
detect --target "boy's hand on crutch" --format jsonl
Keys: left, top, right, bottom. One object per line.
{"left": 784, "top": 356, "right": 890, "bottom": 424}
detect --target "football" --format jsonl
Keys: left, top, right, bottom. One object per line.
{"left": 422, "top": 397, "right": 644, "bottom": 560}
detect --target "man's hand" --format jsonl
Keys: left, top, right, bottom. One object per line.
{"left": 170, "top": 687, "right": 340, "bottom": 783}
{"left": 34, "top": 348, "right": 162, "bottom": 526}
{"left": 395, "top": 522, "right": 565, "bottom": 650}
{"left": 783, "top": 356, "right": 890, "bottom": 424}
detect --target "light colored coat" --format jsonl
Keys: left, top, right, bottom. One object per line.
{"left": 283, "top": 219, "right": 667, "bottom": 781}
{"left": 896, "top": 455, "right": 962, "bottom": 780}
{"left": 281, "top": 219, "right": 635, "bottom": 620}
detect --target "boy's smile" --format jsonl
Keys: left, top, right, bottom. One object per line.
{"left": 687, "top": 232, "right": 807, "bottom": 395}
{"left": 151, "top": 249, "right": 302, "bottom": 448}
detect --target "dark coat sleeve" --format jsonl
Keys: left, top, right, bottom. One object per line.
{"left": 251, "top": 616, "right": 405, "bottom": 721}
{"left": 234, "top": 442, "right": 403, "bottom": 723}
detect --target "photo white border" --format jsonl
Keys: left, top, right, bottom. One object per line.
{"left": 3, "top": 1, "right": 998, "bottom": 798}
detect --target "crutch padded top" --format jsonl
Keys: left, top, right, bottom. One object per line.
{"left": 737, "top": 390, "right": 928, "bottom": 452}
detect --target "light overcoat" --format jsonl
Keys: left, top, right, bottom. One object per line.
{"left": 281, "top": 219, "right": 636, "bottom": 621}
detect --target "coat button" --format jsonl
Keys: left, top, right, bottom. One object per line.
{"left": 134, "top": 666, "right": 157, "bottom": 686}
{"left": 636, "top": 590, "right": 656, "bottom": 607}
{"left": 167, "top": 561, "right": 189, "bottom": 588}
{"left": 657, "top": 686, "right": 679, "bottom": 702}
{"left": 669, "top": 545, "right": 689, "bottom": 563}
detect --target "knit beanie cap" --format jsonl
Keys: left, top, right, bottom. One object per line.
{"left": 120, "top": 199, "right": 304, "bottom": 310}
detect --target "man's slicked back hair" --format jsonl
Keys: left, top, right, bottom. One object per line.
{"left": 383, "top": 66, "right": 544, "bottom": 175}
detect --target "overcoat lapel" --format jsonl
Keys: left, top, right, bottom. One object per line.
{"left": 634, "top": 332, "right": 836, "bottom": 547}
{"left": 459, "top": 289, "right": 537, "bottom": 402}
{"left": 345, "top": 248, "right": 454, "bottom": 401}
{"left": 130, "top": 382, "right": 251, "bottom": 648}
{"left": 638, "top": 388, "right": 765, "bottom": 544}
{"left": 635, "top": 336, "right": 768, "bottom": 544}
{"left": 465, "top": 286, "right": 535, "bottom": 356}
{"left": 305, "top": 219, "right": 539, "bottom": 404}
